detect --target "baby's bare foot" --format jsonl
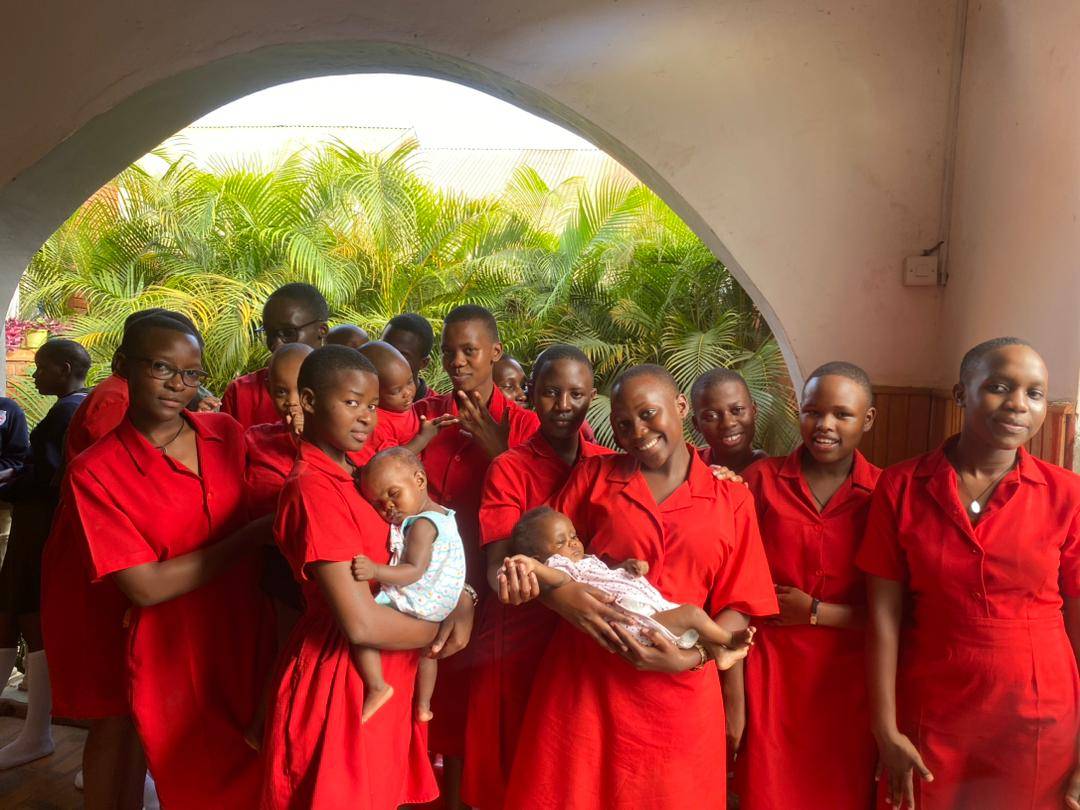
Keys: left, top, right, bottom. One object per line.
{"left": 415, "top": 702, "right": 434, "bottom": 723}
{"left": 362, "top": 684, "right": 395, "bottom": 723}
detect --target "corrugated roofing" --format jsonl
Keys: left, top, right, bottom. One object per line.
{"left": 142, "top": 125, "right": 638, "bottom": 198}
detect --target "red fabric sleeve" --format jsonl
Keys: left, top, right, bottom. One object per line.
{"left": 69, "top": 469, "right": 158, "bottom": 581}
{"left": 508, "top": 408, "right": 540, "bottom": 448}
{"left": 705, "top": 484, "right": 778, "bottom": 618}
{"left": 274, "top": 475, "right": 366, "bottom": 580}
{"left": 1060, "top": 507, "right": 1080, "bottom": 599}
{"left": 855, "top": 476, "right": 907, "bottom": 582}
{"left": 478, "top": 456, "right": 526, "bottom": 546}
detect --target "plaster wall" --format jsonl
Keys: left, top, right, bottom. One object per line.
{"left": 941, "top": 0, "right": 1080, "bottom": 401}
{"left": 0, "top": 0, "right": 959, "bottom": 389}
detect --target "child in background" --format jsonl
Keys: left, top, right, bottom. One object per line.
{"left": 352, "top": 447, "right": 466, "bottom": 723}
{"left": 504, "top": 506, "right": 755, "bottom": 669}
{"left": 691, "top": 368, "right": 768, "bottom": 473}
{"left": 493, "top": 356, "right": 527, "bottom": 406}
{"left": 358, "top": 341, "right": 457, "bottom": 454}
{"left": 325, "top": 324, "right": 370, "bottom": 349}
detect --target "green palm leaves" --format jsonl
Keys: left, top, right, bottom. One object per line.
{"left": 19, "top": 141, "right": 797, "bottom": 453}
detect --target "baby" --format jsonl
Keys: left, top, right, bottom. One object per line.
{"left": 504, "top": 506, "right": 754, "bottom": 670}
{"left": 351, "top": 447, "right": 466, "bottom": 722}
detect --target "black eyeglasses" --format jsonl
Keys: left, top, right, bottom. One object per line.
{"left": 129, "top": 357, "right": 209, "bottom": 388}
{"left": 255, "top": 319, "right": 324, "bottom": 345}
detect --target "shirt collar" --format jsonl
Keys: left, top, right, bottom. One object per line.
{"left": 528, "top": 429, "right": 608, "bottom": 463}
{"left": 779, "top": 445, "right": 876, "bottom": 492}
{"left": 116, "top": 411, "right": 222, "bottom": 476}
{"left": 297, "top": 438, "right": 358, "bottom": 483}
{"left": 915, "top": 435, "right": 1047, "bottom": 486}
{"left": 605, "top": 443, "right": 716, "bottom": 497}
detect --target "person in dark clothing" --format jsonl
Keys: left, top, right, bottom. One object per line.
{"left": 0, "top": 338, "right": 90, "bottom": 769}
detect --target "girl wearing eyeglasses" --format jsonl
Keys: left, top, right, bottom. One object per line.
{"left": 41, "top": 311, "right": 275, "bottom": 810}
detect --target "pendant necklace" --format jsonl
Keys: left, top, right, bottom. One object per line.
{"left": 154, "top": 420, "right": 186, "bottom": 454}
{"left": 958, "top": 465, "right": 1013, "bottom": 517}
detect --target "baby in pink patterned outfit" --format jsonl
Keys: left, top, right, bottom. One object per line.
{"left": 503, "top": 506, "right": 754, "bottom": 670}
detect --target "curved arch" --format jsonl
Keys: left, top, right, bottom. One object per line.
{"left": 0, "top": 41, "right": 800, "bottom": 386}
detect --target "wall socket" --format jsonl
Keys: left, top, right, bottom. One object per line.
{"left": 903, "top": 255, "right": 939, "bottom": 286}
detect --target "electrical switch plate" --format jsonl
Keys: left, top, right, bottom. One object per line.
{"left": 903, "top": 255, "right": 939, "bottom": 286}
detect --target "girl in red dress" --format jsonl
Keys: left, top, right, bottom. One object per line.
{"left": 463, "top": 345, "right": 611, "bottom": 809}
{"left": 261, "top": 346, "right": 475, "bottom": 810}
{"left": 859, "top": 338, "right": 1080, "bottom": 809}
{"left": 45, "top": 312, "right": 275, "bottom": 809}
{"left": 734, "top": 362, "right": 881, "bottom": 809}
{"left": 504, "top": 364, "right": 777, "bottom": 810}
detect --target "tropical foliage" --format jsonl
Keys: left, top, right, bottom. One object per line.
{"left": 17, "top": 139, "right": 798, "bottom": 451}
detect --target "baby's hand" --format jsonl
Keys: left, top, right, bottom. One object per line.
{"left": 503, "top": 554, "right": 539, "bottom": 576}
{"left": 619, "top": 558, "right": 650, "bottom": 577}
{"left": 730, "top": 625, "right": 757, "bottom": 650}
{"left": 285, "top": 403, "right": 305, "bottom": 436}
{"left": 351, "top": 554, "right": 378, "bottom": 582}
{"left": 419, "top": 413, "right": 459, "bottom": 439}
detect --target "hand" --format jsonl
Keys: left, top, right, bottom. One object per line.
{"left": 503, "top": 554, "right": 539, "bottom": 576}
{"left": 611, "top": 624, "right": 699, "bottom": 672}
{"left": 285, "top": 403, "right": 305, "bottom": 436}
{"left": 498, "top": 558, "right": 541, "bottom": 605}
{"left": 619, "top": 558, "right": 650, "bottom": 577}
{"left": 726, "top": 694, "right": 746, "bottom": 764}
{"left": 1065, "top": 765, "right": 1080, "bottom": 809}
{"left": 351, "top": 555, "right": 377, "bottom": 582}
{"left": 875, "top": 730, "right": 933, "bottom": 808}
{"left": 456, "top": 390, "right": 511, "bottom": 458}
{"left": 770, "top": 585, "right": 813, "bottom": 626}
{"left": 418, "top": 413, "right": 459, "bottom": 440}
{"left": 426, "top": 588, "right": 475, "bottom": 659}
{"left": 0, "top": 468, "right": 17, "bottom": 484}
{"left": 542, "top": 581, "right": 628, "bottom": 653}
{"left": 709, "top": 465, "right": 745, "bottom": 485}
{"left": 196, "top": 395, "right": 222, "bottom": 412}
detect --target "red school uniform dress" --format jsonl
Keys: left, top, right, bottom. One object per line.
{"left": 856, "top": 439, "right": 1080, "bottom": 810}
{"left": 221, "top": 367, "right": 280, "bottom": 428}
{"left": 262, "top": 440, "right": 437, "bottom": 810}
{"left": 463, "top": 432, "right": 615, "bottom": 810}
{"left": 413, "top": 387, "right": 539, "bottom": 755}
{"left": 64, "top": 372, "right": 128, "bottom": 460}
{"left": 506, "top": 448, "right": 778, "bottom": 810}
{"left": 734, "top": 448, "right": 881, "bottom": 810}
{"left": 66, "top": 413, "right": 275, "bottom": 808}
{"left": 45, "top": 372, "right": 131, "bottom": 720}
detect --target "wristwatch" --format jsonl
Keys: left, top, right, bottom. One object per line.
{"left": 809, "top": 598, "right": 821, "bottom": 626}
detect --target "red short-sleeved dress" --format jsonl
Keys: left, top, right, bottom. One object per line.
{"left": 261, "top": 440, "right": 438, "bottom": 810}
{"left": 221, "top": 367, "right": 279, "bottom": 428}
{"left": 44, "top": 373, "right": 131, "bottom": 718}
{"left": 463, "top": 432, "right": 614, "bottom": 809}
{"left": 735, "top": 448, "right": 881, "bottom": 810}
{"left": 856, "top": 440, "right": 1080, "bottom": 810}
{"left": 506, "top": 447, "right": 778, "bottom": 809}
{"left": 413, "top": 388, "right": 539, "bottom": 755}
{"left": 52, "top": 413, "right": 274, "bottom": 808}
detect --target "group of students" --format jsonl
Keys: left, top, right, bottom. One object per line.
{"left": 0, "top": 279, "right": 1076, "bottom": 810}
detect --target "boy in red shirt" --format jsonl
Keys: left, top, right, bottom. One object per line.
{"left": 691, "top": 368, "right": 768, "bottom": 473}
{"left": 413, "top": 305, "right": 538, "bottom": 807}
